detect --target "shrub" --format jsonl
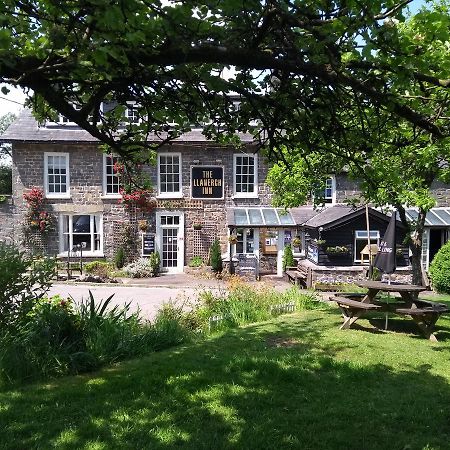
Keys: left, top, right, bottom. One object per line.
{"left": 189, "top": 256, "right": 204, "bottom": 267}
{"left": 84, "top": 260, "right": 114, "bottom": 278}
{"left": 114, "top": 247, "right": 125, "bottom": 269}
{"left": 149, "top": 251, "right": 161, "bottom": 276}
{"left": 209, "top": 239, "right": 223, "bottom": 272}
{"left": 123, "top": 255, "right": 160, "bottom": 278}
{"left": 429, "top": 241, "right": 450, "bottom": 293}
{"left": 282, "top": 244, "right": 295, "bottom": 270}
{"left": 0, "top": 291, "right": 170, "bottom": 387}
{"left": 0, "top": 243, "right": 55, "bottom": 329}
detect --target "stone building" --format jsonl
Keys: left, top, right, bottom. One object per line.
{"left": 1, "top": 108, "right": 450, "bottom": 278}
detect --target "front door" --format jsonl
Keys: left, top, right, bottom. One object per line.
{"left": 156, "top": 212, "right": 184, "bottom": 273}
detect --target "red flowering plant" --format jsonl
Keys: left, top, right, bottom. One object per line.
{"left": 115, "top": 159, "right": 156, "bottom": 214}
{"left": 23, "top": 187, "right": 54, "bottom": 234}
{"left": 119, "top": 188, "right": 157, "bottom": 213}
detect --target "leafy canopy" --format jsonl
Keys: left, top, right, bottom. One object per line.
{"left": 0, "top": 1, "right": 449, "bottom": 162}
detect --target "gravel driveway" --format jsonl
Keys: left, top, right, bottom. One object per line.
{"left": 48, "top": 283, "right": 224, "bottom": 321}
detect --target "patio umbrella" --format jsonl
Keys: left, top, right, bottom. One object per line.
{"left": 374, "top": 211, "right": 397, "bottom": 275}
{"left": 373, "top": 211, "right": 397, "bottom": 329}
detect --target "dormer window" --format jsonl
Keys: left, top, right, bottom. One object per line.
{"left": 126, "top": 103, "right": 139, "bottom": 124}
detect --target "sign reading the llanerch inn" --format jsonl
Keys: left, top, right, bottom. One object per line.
{"left": 191, "top": 166, "right": 224, "bottom": 199}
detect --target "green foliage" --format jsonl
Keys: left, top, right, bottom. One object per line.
{"left": 114, "top": 247, "right": 125, "bottom": 269}
{"left": 209, "top": 239, "right": 223, "bottom": 273}
{"left": 1, "top": 310, "right": 450, "bottom": 449}
{"left": 0, "top": 290, "right": 193, "bottom": 387}
{"left": 0, "top": 243, "right": 55, "bottom": 329}
{"left": 189, "top": 256, "right": 204, "bottom": 267}
{"left": 123, "top": 255, "right": 160, "bottom": 278}
{"left": 195, "top": 282, "right": 321, "bottom": 333}
{"left": 84, "top": 260, "right": 113, "bottom": 278}
{"left": 0, "top": 113, "right": 15, "bottom": 162}
{"left": 429, "top": 242, "right": 450, "bottom": 294}
{"left": 282, "top": 244, "right": 295, "bottom": 270}
{"left": 0, "top": 165, "right": 11, "bottom": 194}
{"left": 149, "top": 251, "right": 161, "bottom": 276}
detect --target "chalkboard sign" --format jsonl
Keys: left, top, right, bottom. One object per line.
{"left": 191, "top": 166, "right": 224, "bottom": 199}
{"left": 142, "top": 233, "right": 155, "bottom": 256}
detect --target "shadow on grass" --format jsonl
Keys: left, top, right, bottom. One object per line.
{"left": 1, "top": 312, "right": 450, "bottom": 450}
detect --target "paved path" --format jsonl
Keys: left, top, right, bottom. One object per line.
{"left": 48, "top": 282, "right": 225, "bottom": 321}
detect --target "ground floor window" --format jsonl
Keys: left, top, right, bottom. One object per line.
{"left": 235, "top": 228, "right": 254, "bottom": 254}
{"left": 59, "top": 214, "right": 103, "bottom": 255}
{"left": 354, "top": 230, "right": 379, "bottom": 263}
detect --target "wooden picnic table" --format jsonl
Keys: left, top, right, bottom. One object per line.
{"left": 331, "top": 280, "right": 449, "bottom": 342}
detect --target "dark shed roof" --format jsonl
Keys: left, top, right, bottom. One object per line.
{"left": 0, "top": 109, "right": 255, "bottom": 144}
{"left": 294, "top": 205, "right": 399, "bottom": 230}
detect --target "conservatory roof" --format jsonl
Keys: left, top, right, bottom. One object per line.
{"left": 405, "top": 208, "right": 450, "bottom": 227}
{"left": 227, "top": 208, "right": 296, "bottom": 227}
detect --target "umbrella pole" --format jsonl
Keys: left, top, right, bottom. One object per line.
{"left": 385, "top": 274, "right": 391, "bottom": 330}
{"left": 365, "top": 204, "right": 372, "bottom": 279}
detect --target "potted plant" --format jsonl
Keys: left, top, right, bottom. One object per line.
{"left": 228, "top": 234, "right": 238, "bottom": 245}
{"left": 193, "top": 222, "right": 203, "bottom": 230}
{"left": 325, "top": 245, "right": 349, "bottom": 255}
{"left": 316, "top": 239, "right": 327, "bottom": 247}
{"left": 138, "top": 219, "right": 148, "bottom": 232}
{"left": 292, "top": 236, "right": 302, "bottom": 249}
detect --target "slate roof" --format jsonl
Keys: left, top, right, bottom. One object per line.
{"left": 0, "top": 109, "right": 255, "bottom": 144}
{"left": 291, "top": 205, "right": 395, "bottom": 230}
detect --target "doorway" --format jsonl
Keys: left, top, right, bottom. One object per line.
{"left": 156, "top": 211, "right": 184, "bottom": 273}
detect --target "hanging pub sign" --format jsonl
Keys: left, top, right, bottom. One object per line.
{"left": 191, "top": 166, "right": 224, "bottom": 199}
{"left": 142, "top": 233, "right": 156, "bottom": 256}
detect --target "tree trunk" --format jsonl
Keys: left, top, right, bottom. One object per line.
{"left": 397, "top": 206, "right": 427, "bottom": 286}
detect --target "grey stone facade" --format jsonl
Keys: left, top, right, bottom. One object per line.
{"left": 11, "top": 141, "right": 271, "bottom": 264}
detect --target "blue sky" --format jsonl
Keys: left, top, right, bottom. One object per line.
{"left": 0, "top": 0, "right": 430, "bottom": 116}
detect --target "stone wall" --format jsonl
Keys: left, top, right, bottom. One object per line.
{"left": 12, "top": 142, "right": 272, "bottom": 263}
{"left": 0, "top": 196, "right": 15, "bottom": 244}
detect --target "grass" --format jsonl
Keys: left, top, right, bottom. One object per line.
{"left": 1, "top": 303, "right": 450, "bottom": 450}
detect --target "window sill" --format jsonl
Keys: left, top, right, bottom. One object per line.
{"left": 46, "top": 194, "right": 71, "bottom": 200}
{"left": 231, "top": 194, "right": 259, "bottom": 199}
{"left": 157, "top": 194, "right": 184, "bottom": 199}
{"left": 101, "top": 195, "right": 122, "bottom": 200}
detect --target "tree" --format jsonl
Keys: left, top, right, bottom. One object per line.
{"left": 0, "top": 1, "right": 449, "bottom": 283}
{"left": 0, "top": 112, "right": 16, "bottom": 161}
{"left": 0, "top": 1, "right": 448, "bottom": 158}
{"left": 266, "top": 6, "right": 450, "bottom": 285}
{"left": 0, "top": 113, "right": 15, "bottom": 194}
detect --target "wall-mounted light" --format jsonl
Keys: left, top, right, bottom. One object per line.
{"left": 192, "top": 160, "right": 200, "bottom": 165}
{"left": 215, "top": 159, "right": 222, "bottom": 164}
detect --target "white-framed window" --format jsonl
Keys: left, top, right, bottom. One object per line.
{"left": 103, "top": 154, "right": 121, "bottom": 197}
{"left": 44, "top": 152, "right": 70, "bottom": 198}
{"left": 59, "top": 214, "right": 103, "bottom": 256}
{"left": 354, "top": 230, "right": 380, "bottom": 263}
{"left": 324, "top": 176, "right": 336, "bottom": 204}
{"left": 233, "top": 153, "right": 258, "bottom": 197}
{"left": 157, "top": 152, "right": 182, "bottom": 198}
{"left": 125, "top": 102, "right": 140, "bottom": 124}
{"left": 234, "top": 228, "right": 255, "bottom": 254}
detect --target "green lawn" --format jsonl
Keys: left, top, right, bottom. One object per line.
{"left": 1, "top": 304, "right": 450, "bottom": 450}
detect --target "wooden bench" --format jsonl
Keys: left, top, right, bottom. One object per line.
{"left": 394, "top": 303, "right": 449, "bottom": 342}
{"left": 285, "top": 265, "right": 311, "bottom": 288}
{"left": 331, "top": 295, "right": 382, "bottom": 330}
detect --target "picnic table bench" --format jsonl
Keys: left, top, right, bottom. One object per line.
{"left": 331, "top": 295, "right": 382, "bottom": 330}
{"left": 331, "top": 281, "right": 450, "bottom": 341}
